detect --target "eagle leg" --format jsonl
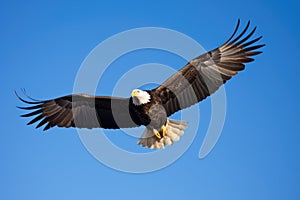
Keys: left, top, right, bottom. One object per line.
{"left": 153, "top": 125, "right": 167, "bottom": 139}
{"left": 161, "top": 125, "right": 167, "bottom": 137}
{"left": 153, "top": 129, "right": 161, "bottom": 139}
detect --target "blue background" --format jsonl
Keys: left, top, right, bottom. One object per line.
{"left": 1, "top": 0, "right": 299, "bottom": 199}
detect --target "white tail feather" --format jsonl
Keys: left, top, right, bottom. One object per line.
{"left": 137, "top": 119, "right": 188, "bottom": 149}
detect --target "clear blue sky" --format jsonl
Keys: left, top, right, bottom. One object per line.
{"left": 1, "top": 0, "right": 300, "bottom": 199}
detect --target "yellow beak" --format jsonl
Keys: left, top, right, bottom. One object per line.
{"left": 131, "top": 90, "right": 137, "bottom": 97}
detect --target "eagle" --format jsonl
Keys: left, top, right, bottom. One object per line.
{"left": 17, "top": 20, "right": 264, "bottom": 149}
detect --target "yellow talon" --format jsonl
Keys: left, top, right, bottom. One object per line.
{"left": 153, "top": 129, "right": 161, "bottom": 139}
{"left": 161, "top": 125, "right": 167, "bottom": 137}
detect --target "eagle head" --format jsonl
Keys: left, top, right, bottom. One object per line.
{"left": 131, "top": 89, "right": 151, "bottom": 106}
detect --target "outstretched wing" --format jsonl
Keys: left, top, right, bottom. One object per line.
{"left": 154, "top": 20, "right": 265, "bottom": 116}
{"left": 17, "top": 92, "right": 139, "bottom": 130}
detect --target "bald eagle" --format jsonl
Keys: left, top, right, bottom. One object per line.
{"left": 17, "top": 20, "right": 264, "bottom": 149}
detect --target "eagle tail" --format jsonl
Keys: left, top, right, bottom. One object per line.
{"left": 137, "top": 119, "right": 188, "bottom": 149}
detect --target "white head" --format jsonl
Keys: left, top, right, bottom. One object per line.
{"left": 131, "top": 89, "right": 151, "bottom": 106}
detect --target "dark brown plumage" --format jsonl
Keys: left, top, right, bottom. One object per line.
{"left": 154, "top": 20, "right": 264, "bottom": 116}
{"left": 17, "top": 93, "right": 140, "bottom": 130}
{"left": 17, "top": 20, "right": 264, "bottom": 149}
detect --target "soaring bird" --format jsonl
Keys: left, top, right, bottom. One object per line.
{"left": 17, "top": 20, "right": 264, "bottom": 149}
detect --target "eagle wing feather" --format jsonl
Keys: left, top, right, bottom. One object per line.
{"left": 17, "top": 92, "right": 139, "bottom": 130}
{"left": 154, "top": 20, "right": 265, "bottom": 116}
